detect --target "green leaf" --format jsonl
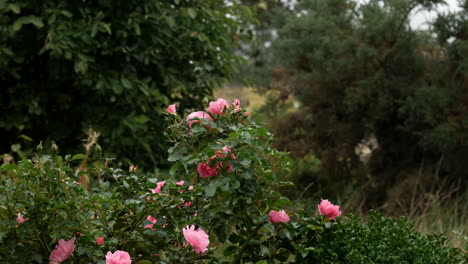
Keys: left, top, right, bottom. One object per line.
{"left": 187, "top": 8, "right": 197, "bottom": 19}
{"left": 165, "top": 16, "right": 175, "bottom": 29}
{"left": 240, "top": 159, "right": 251, "bottom": 166}
{"left": 134, "top": 23, "right": 141, "bottom": 36}
{"left": 205, "top": 181, "right": 218, "bottom": 197}
{"left": 224, "top": 245, "right": 237, "bottom": 256}
{"left": 12, "top": 16, "right": 44, "bottom": 32}
{"left": 70, "top": 154, "right": 88, "bottom": 161}
{"left": 274, "top": 197, "right": 293, "bottom": 208}
{"left": 168, "top": 152, "right": 184, "bottom": 162}
{"left": 121, "top": 78, "right": 132, "bottom": 89}
{"left": 7, "top": 4, "right": 20, "bottom": 14}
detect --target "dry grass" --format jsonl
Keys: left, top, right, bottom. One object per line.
{"left": 213, "top": 84, "right": 266, "bottom": 112}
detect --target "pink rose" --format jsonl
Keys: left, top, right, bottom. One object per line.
{"left": 188, "top": 185, "right": 194, "bottom": 191}
{"left": 244, "top": 112, "right": 250, "bottom": 117}
{"left": 318, "top": 199, "right": 342, "bottom": 219}
{"left": 49, "top": 237, "right": 76, "bottom": 263}
{"left": 96, "top": 237, "right": 105, "bottom": 246}
{"left": 176, "top": 180, "right": 184, "bottom": 186}
{"left": 144, "top": 215, "right": 158, "bottom": 231}
{"left": 269, "top": 210, "right": 291, "bottom": 224}
{"left": 187, "top": 111, "right": 213, "bottom": 128}
{"left": 233, "top": 99, "right": 241, "bottom": 112}
{"left": 150, "top": 180, "right": 166, "bottom": 194}
{"left": 183, "top": 225, "right": 210, "bottom": 253}
{"left": 206, "top": 98, "right": 229, "bottom": 116}
{"left": 16, "top": 213, "right": 29, "bottom": 224}
{"left": 197, "top": 161, "right": 218, "bottom": 178}
{"left": 167, "top": 104, "right": 176, "bottom": 115}
{"left": 105, "top": 250, "right": 132, "bottom": 264}
{"left": 129, "top": 165, "right": 137, "bottom": 172}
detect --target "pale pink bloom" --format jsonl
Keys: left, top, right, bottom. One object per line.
{"left": 197, "top": 161, "right": 218, "bottom": 178}
{"left": 188, "top": 185, "right": 194, "bottom": 191}
{"left": 233, "top": 99, "right": 241, "bottom": 112}
{"left": 167, "top": 104, "right": 177, "bottom": 115}
{"left": 129, "top": 165, "right": 137, "bottom": 172}
{"left": 176, "top": 180, "right": 185, "bottom": 186}
{"left": 318, "top": 199, "right": 342, "bottom": 219}
{"left": 269, "top": 210, "right": 291, "bottom": 224}
{"left": 16, "top": 213, "right": 29, "bottom": 224}
{"left": 206, "top": 98, "right": 229, "bottom": 116}
{"left": 183, "top": 225, "right": 209, "bottom": 253}
{"left": 187, "top": 111, "right": 213, "bottom": 128}
{"left": 150, "top": 180, "right": 166, "bottom": 194}
{"left": 49, "top": 237, "right": 76, "bottom": 263}
{"left": 105, "top": 250, "right": 131, "bottom": 264}
{"left": 145, "top": 215, "right": 158, "bottom": 231}
{"left": 96, "top": 237, "right": 105, "bottom": 246}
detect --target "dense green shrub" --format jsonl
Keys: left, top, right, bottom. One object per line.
{"left": 0, "top": 0, "right": 256, "bottom": 167}
{"left": 1, "top": 99, "right": 465, "bottom": 263}
{"left": 258, "top": 0, "right": 468, "bottom": 211}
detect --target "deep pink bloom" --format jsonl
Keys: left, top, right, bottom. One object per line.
{"left": 318, "top": 199, "right": 342, "bottom": 219}
{"left": 269, "top": 210, "right": 291, "bottom": 224}
{"left": 233, "top": 99, "right": 241, "bottom": 112}
{"left": 183, "top": 225, "right": 209, "bottom": 253}
{"left": 96, "top": 237, "right": 105, "bottom": 246}
{"left": 176, "top": 180, "right": 184, "bottom": 186}
{"left": 206, "top": 98, "right": 229, "bottom": 116}
{"left": 16, "top": 213, "right": 29, "bottom": 224}
{"left": 187, "top": 111, "right": 213, "bottom": 128}
{"left": 197, "top": 161, "right": 218, "bottom": 178}
{"left": 244, "top": 112, "right": 250, "bottom": 117}
{"left": 145, "top": 215, "right": 158, "bottom": 231}
{"left": 105, "top": 250, "right": 131, "bottom": 264}
{"left": 49, "top": 237, "right": 76, "bottom": 263}
{"left": 167, "top": 104, "right": 176, "bottom": 115}
{"left": 150, "top": 180, "right": 166, "bottom": 194}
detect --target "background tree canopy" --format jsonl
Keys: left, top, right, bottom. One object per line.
{"left": 254, "top": 0, "right": 467, "bottom": 212}
{"left": 0, "top": 0, "right": 256, "bottom": 167}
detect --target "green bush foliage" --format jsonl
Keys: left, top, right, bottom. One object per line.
{"left": 0, "top": 0, "right": 256, "bottom": 167}
{"left": 0, "top": 99, "right": 465, "bottom": 263}
{"left": 259, "top": 0, "right": 468, "bottom": 210}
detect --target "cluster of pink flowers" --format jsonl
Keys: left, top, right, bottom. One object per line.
{"left": 198, "top": 146, "right": 236, "bottom": 178}
{"left": 268, "top": 199, "right": 342, "bottom": 225}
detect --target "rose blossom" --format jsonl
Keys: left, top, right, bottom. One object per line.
{"left": 186, "top": 111, "right": 213, "bottom": 128}
{"left": 269, "top": 210, "right": 291, "bottom": 224}
{"left": 150, "top": 180, "right": 166, "bottom": 194}
{"left": 167, "top": 104, "right": 176, "bottom": 115}
{"left": 206, "top": 98, "right": 229, "bottom": 116}
{"left": 197, "top": 161, "right": 218, "bottom": 178}
{"left": 96, "top": 237, "right": 105, "bottom": 246}
{"left": 183, "top": 225, "right": 210, "bottom": 253}
{"left": 176, "top": 180, "right": 184, "bottom": 186}
{"left": 233, "top": 99, "right": 241, "bottom": 111}
{"left": 318, "top": 199, "right": 342, "bottom": 219}
{"left": 16, "top": 212, "right": 29, "bottom": 224}
{"left": 144, "top": 215, "right": 158, "bottom": 231}
{"left": 49, "top": 237, "right": 76, "bottom": 263}
{"left": 105, "top": 250, "right": 131, "bottom": 264}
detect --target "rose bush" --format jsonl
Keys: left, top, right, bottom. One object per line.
{"left": 0, "top": 98, "right": 465, "bottom": 263}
